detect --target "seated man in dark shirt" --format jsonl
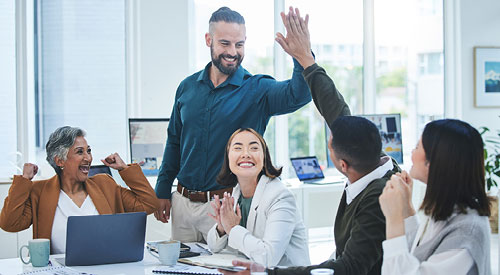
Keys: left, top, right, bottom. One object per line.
{"left": 221, "top": 7, "right": 400, "bottom": 275}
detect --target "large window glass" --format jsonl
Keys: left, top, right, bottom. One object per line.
{"left": 193, "top": 0, "right": 276, "bottom": 158}
{"left": 375, "top": 0, "right": 444, "bottom": 158}
{"left": 192, "top": 0, "right": 444, "bottom": 172}
{"left": 285, "top": 0, "right": 364, "bottom": 170}
{"left": 36, "top": 0, "right": 127, "bottom": 175}
{"left": 0, "top": 0, "right": 17, "bottom": 176}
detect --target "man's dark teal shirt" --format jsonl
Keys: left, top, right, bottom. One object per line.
{"left": 155, "top": 60, "right": 311, "bottom": 199}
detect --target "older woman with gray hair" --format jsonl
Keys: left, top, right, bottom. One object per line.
{"left": 0, "top": 126, "right": 160, "bottom": 254}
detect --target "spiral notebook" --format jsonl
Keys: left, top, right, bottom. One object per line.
{"left": 20, "top": 266, "right": 93, "bottom": 275}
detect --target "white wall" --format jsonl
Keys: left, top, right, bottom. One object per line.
{"left": 459, "top": 0, "right": 500, "bottom": 130}
{"left": 131, "top": 0, "right": 194, "bottom": 118}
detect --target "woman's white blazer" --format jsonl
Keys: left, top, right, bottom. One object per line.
{"left": 207, "top": 175, "right": 310, "bottom": 267}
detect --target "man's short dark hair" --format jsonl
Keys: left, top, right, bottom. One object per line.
{"left": 209, "top": 7, "right": 245, "bottom": 31}
{"left": 329, "top": 116, "right": 382, "bottom": 174}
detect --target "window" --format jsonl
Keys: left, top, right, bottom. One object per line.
{"left": 375, "top": 0, "right": 444, "bottom": 159}
{"left": 36, "top": 0, "right": 127, "bottom": 175}
{"left": 0, "top": 0, "right": 17, "bottom": 176}
{"left": 418, "top": 52, "right": 443, "bottom": 75}
{"left": 285, "top": 0, "right": 364, "bottom": 172}
{"left": 189, "top": 0, "right": 445, "bottom": 176}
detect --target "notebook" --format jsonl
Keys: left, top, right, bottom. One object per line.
{"left": 62, "top": 212, "right": 146, "bottom": 266}
{"left": 290, "top": 156, "right": 331, "bottom": 184}
{"left": 20, "top": 266, "right": 90, "bottom": 275}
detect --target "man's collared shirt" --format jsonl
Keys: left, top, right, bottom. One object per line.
{"left": 155, "top": 60, "right": 311, "bottom": 199}
{"left": 345, "top": 156, "right": 394, "bottom": 205}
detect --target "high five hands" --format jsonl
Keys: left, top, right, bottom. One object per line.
{"left": 275, "top": 6, "right": 315, "bottom": 69}
{"left": 208, "top": 192, "right": 241, "bottom": 236}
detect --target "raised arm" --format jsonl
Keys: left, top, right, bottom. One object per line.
{"left": 116, "top": 163, "right": 160, "bottom": 214}
{"left": 99, "top": 153, "right": 159, "bottom": 214}
{"left": 276, "top": 7, "right": 350, "bottom": 126}
{"left": 0, "top": 164, "right": 38, "bottom": 232}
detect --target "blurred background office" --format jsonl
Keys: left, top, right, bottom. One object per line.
{"left": 0, "top": 0, "right": 499, "bottom": 272}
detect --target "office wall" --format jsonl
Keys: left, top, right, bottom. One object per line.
{"left": 459, "top": 0, "right": 500, "bottom": 130}
{"left": 133, "top": 0, "right": 194, "bottom": 118}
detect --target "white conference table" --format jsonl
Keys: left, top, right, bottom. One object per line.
{"left": 0, "top": 244, "right": 239, "bottom": 275}
{"left": 0, "top": 248, "right": 167, "bottom": 275}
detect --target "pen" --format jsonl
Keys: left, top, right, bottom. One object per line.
{"left": 195, "top": 243, "right": 212, "bottom": 255}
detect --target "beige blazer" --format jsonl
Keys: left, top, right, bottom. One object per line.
{"left": 0, "top": 164, "right": 160, "bottom": 240}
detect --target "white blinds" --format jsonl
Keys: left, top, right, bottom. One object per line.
{"left": 0, "top": 0, "right": 17, "bottom": 176}
{"left": 39, "top": 0, "right": 127, "bottom": 163}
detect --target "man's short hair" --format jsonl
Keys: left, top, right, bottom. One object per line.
{"left": 329, "top": 116, "right": 382, "bottom": 174}
{"left": 209, "top": 7, "right": 245, "bottom": 33}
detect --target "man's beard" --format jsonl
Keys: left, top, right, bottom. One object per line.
{"left": 211, "top": 45, "right": 243, "bottom": 75}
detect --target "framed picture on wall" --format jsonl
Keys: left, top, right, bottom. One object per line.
{"left": 474, "top": 47, "right": 500, "bottom": 107}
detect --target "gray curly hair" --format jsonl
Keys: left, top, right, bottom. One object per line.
{"left": 45, "top": 126, "right": 86, "bottom": 174}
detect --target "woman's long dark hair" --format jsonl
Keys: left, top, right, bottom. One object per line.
{"left": 217, "top": 128, "right": 282, "bottom": 186}
{"left": 420, "top": 119, "right": 490, "bottom": 221}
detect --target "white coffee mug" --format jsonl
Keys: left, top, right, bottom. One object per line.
{"left": 149, "top": 240, "right": 180, "bottom": 266}
{"left": 310, "top": 268, "right": 334, "bottom": 275}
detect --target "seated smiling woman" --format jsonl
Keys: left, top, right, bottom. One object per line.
{"left": 206, "top": 128, "right": 310, "bottom": 267}
{"left": 0, "top": 126, "right": 160, "bottom": 254}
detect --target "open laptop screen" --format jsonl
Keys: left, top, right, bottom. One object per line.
{"left": 290, "top": 156, "right": 325, "bottom": 181}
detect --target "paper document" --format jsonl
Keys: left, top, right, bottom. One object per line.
{"left": 178, "top": 250, "right": 249, "bottom": 269}
{"left": 153, "top": 263, "right": 221, "bottom": 274}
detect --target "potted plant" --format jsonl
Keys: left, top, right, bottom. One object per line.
{"left": 479, "top": 126, "right": 500, "bottom": 233}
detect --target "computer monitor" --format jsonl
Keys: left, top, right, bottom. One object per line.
{"left": 128, "top": 118, "right": 169, "bottom": 176}
{"left": 325, "top": 113, "right": 403, "bottom": 166}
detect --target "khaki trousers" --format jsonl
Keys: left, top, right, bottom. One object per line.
{"left": 171, "top": 191, "right": 216, "bottom": 243}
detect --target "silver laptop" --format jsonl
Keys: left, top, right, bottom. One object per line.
{"left": 290, "top": 156, "right": 333, "bottom": 184}
{"left": 60, "top": 212, "right": 146, "bottom": 266}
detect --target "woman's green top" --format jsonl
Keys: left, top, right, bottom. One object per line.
{"left": 238, "top": 195, "right": 253, "bottom": 227}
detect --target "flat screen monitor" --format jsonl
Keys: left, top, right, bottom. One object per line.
{"left": 325, "top": 113, "right": 403, "bottom": 167}
{"left": 128, "top": 118, "right": 169, "bottom": 176}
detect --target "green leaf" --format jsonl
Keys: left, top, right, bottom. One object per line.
{"left": 487, "top": 178, "right": 493, "bottom": 190}
{"left": 480, "top": 127, "right": 490, "bottom": 135}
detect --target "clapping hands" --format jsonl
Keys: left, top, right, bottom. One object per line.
{"left": 379, "top": 171, "right": 416, "bottom": 239}
{"left": 208, "top": 192, "right": 241, "bottom": 236}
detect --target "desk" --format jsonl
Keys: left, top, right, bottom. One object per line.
{"left": 285, "top": 176, "right": 346, "bottom": 230}
{"left": 0, "top": 244, "right": 238, "bottom": 275}
{"left": 0, "top": 248, "right": 162, "bottom": 275}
